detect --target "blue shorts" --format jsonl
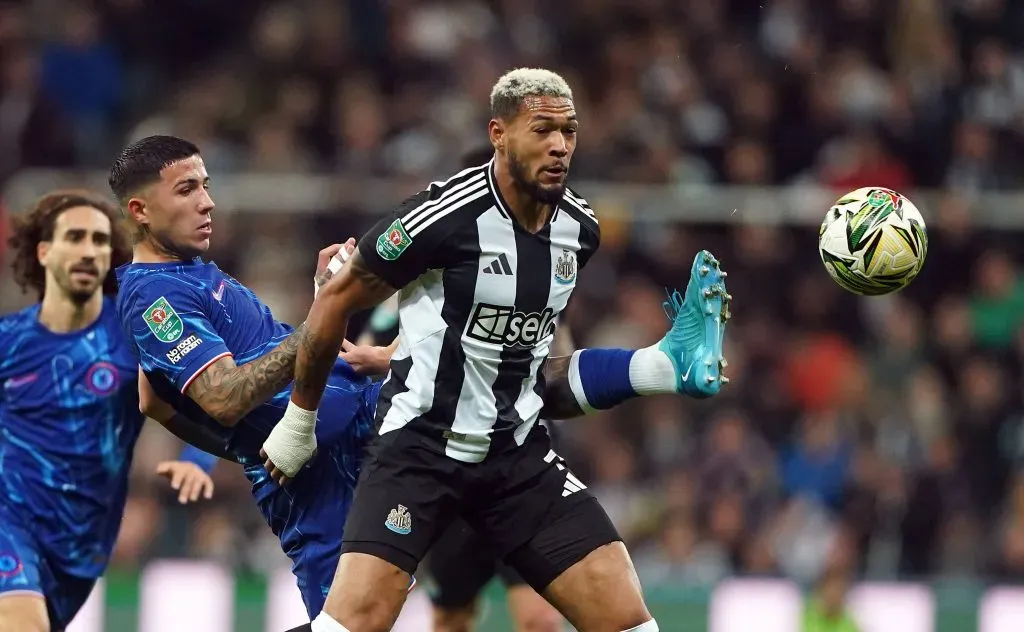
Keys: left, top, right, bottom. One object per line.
{"left": 0, "top": 515, "right": 96, "bottom": 631}
{"left": 252, "top": 382, "right": 381, "bottom": 617}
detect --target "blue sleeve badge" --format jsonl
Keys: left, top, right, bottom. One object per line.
{"left": 142, "top": 296, "right": 184, "bottom": 343}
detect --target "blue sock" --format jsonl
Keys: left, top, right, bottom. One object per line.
{"left": 569, "top": 348, "right": 638, "bottom": 411}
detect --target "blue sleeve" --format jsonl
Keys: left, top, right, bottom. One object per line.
{"left": 123, "top": 274, "right": 232, "bottom": 393}
{"left": 178, "top": 444, "right": 219, "bottom": 473}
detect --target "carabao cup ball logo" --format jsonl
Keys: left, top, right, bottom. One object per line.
{"left": 0, "top": 553, "right": 22, "bottom": 577}
{"left": 86, "top": 362, "right": 120, "bottom": 396}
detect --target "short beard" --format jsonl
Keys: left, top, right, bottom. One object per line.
{"left": 54, "top": 272, "right": 97, "bottom": 305}
{"left": 68, "top": 289, "right": 95, "bottom": 305}
{"left": 508, "top": 150, "right": 564, "bottom": 205}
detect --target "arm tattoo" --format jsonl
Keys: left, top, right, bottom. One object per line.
{"left": 539, "top": 355, "right": 586, "bottom": 420}
{"left": 187, "top": 323, "right": 306, "bottom": 425}
{"left": 292, "top": 251, "right": 397, "bottom": 410}
{"left": 348, "top": 250, "right": 399, "bottom": 300}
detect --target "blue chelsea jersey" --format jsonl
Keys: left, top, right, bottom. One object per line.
{"left": 115, "top": 259, "right": 373, "bottom": 469}
{"left": 0, "top": 297, "right": 142, "bottom": 577}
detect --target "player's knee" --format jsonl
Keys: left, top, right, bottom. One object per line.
{"left": 320, "top": 553, "right": 410, "bottom": 632}
{"left": 542, "top": 542, "right": 652, "bottom": 630}
{"left": 0, "top": 595, "right": 50, "bottom": 632}
{"left": 507, "top": 587, "right": 561, "bottom": 632}
{"left": 513, "top": 608, "right": 562, "bottom": 632}
{"left": 432, "top": 603, "right": 477, "bottom": 632}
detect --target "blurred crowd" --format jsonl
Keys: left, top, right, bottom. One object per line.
{"left": 3, "top": 0, "right": 1024, "bottom": 590}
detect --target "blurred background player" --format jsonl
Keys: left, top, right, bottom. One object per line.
{"left": 0, "top": 190, "right": 219, "bottom": 632}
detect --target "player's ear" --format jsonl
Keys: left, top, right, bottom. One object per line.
{"left": 488, "top": 119, "right": 506, "bottom": 151}
{"left": 36, "top": 240, "right": 51, "bottom": 265}
{"left": 126, "top": 197, "right": 148, "bottom": 226}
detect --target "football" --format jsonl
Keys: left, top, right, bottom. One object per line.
{"left": 818, "top": 187, "right": 928, "bottom": 296}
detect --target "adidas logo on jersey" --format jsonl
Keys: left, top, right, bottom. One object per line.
{"left": 465, "top": 303, "right": 557, "bottom": 348}
{"left": 482, "top": 253, "right": 513, "bottom": 276}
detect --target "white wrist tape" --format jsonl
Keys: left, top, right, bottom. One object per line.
{"left": 313, "top": 248, "right": 351, "bottom": 298}
{"left": 262, "top": 401, "right": 318, "bottom": 477}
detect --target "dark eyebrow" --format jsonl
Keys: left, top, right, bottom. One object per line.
{"left": 174, "top": 175, "right": 210, "bottom": 187}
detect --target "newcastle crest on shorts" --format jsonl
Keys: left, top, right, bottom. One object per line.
{"left": 554, "top": 249, "right": 576, "bottom": 285}
{"left": 385, "top": 504, "right": 413, "bottom": 535}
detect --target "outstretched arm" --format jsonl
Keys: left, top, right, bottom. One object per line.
{"left": 183, "top": 241, "right": 350, "bottom": 426}
{"left": 263, "top": 188, "right": 462, "bottom": 482}
{"left": 184, "top": 329, "right": 305, "bottom": 426}
{"left": 292, "top": 249, "right": 397, "bottom": 409}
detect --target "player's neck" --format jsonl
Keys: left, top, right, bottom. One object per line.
{"left": 495, "top": 169, "right": 552, "bottom": 234}
{"left": 38, "top": 290, "right": 103, "bottom": 334}
{"left": 132, "top": 237, "right": 184, "bottom": 264}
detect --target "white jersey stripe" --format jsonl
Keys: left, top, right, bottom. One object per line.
{"left": 423, "top": 162, "right": 489, "bottom": 191}
{"left": 564, "top": 189, "right": 593, "bottom": 212}
{"left": 561, "top": 195, "right": 598, "bottom": 225}
{"left": 408, "top": 188, "right": 491, "bottom": 239}
{"left": 444, "top": 206, "right": 516, "bottom": 459}
{"left": 402, "top": 173, "right": 487, "bottom": 231}
{"left": 513, "top": 210, "right": 583, "bottom": 446}
{"left": 378, "top": 279, "right": 447, "bottom": 436}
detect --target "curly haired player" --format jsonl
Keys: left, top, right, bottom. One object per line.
{"left": 0, "top": 190, "right": 220, "bottom": 632}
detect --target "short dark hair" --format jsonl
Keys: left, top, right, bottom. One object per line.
{"left": 7, "top": 190, "right": 130, "bottom": 299}
{"left": 108, "top": 135, "right": 200, "bottom": 201}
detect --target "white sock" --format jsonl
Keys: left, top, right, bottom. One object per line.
{"left": 567, "top": 347, "right": 677, "bottom": 414}
{"left": 311, "top": 611, "right": 352, "bottom": 632}
{"left": 623, "top": 620, "right": 659, "bottom": 632}
{"left": 627, "top": 346, "right": 677, "bottom": 395}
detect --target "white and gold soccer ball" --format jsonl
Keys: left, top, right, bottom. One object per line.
{"left": 818, "top": 187, "right": 928, "bottom": 296}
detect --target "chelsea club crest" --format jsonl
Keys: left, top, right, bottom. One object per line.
{"left": 554, "top": 250, "right": 577, "bottom": 285}
{"left": 85, "top": 362, "right": 120, "bottom": 396}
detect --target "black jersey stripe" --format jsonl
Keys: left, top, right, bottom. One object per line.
{"left": 561, "top": 195, "right": 597, "bottom": 227}
{"left": 426, "top": 220, "right": 483, "bottom": 450}
{"left": 488, "top": 222, "right": 554, "bottom": 453}
{"left": 373, "top": 355, "right": 412, "bottom": 433}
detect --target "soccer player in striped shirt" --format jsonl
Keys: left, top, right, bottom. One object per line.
{"left": 267, "top": 67, "right": 731, "bottom": 632}
{"left": 345, "top": 145, "right": 566, "bottom": 632}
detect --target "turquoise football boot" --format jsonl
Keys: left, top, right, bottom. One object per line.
{"left": 658, "top": 250, "right": 731, "bottom": 398}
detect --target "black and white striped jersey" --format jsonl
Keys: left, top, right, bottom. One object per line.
{"left": 357, "top": 159, "right": 600, "bottom": 463}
